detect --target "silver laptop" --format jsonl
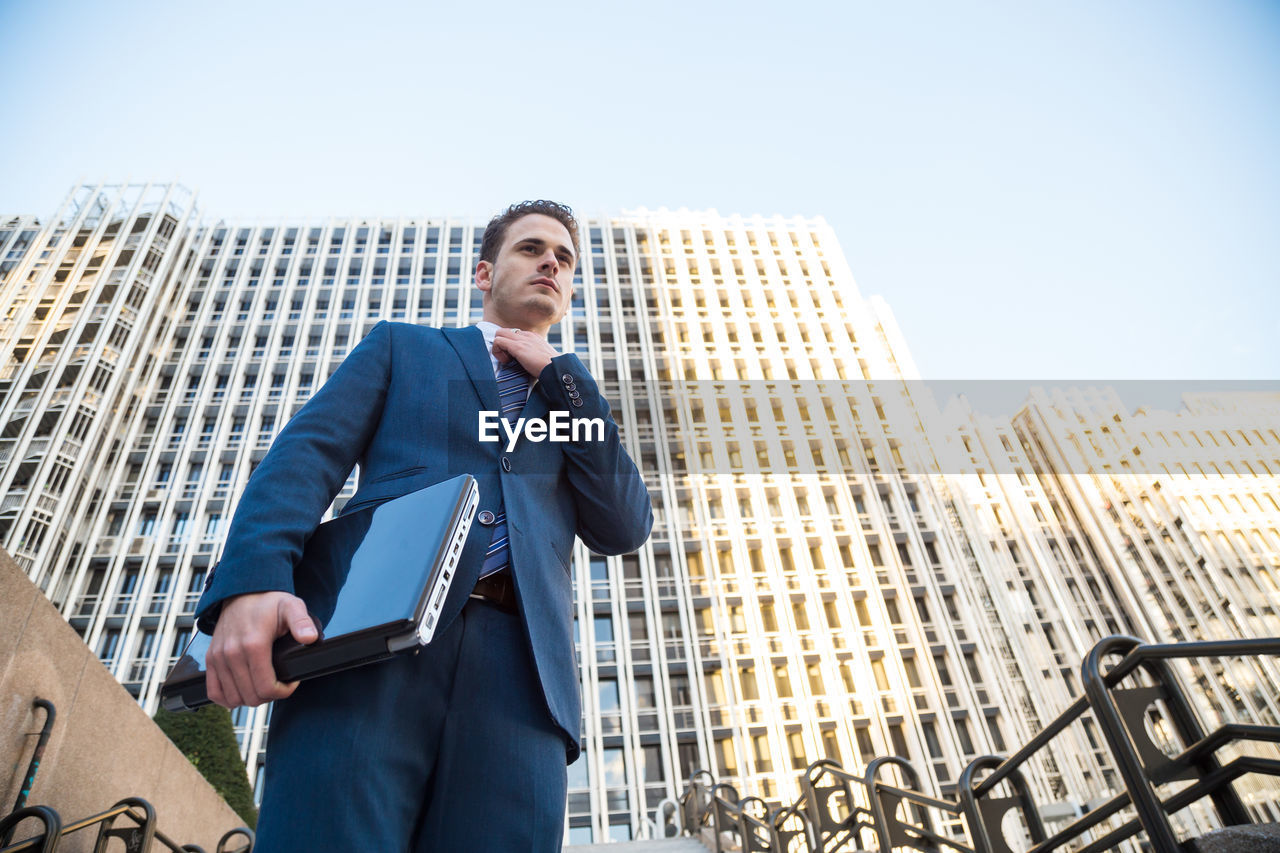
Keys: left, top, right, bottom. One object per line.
{"left": 160, "top": 473, "right": 479, "bottom": 711}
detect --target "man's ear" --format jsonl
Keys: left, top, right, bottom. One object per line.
{"left": 475, "top": 260, "right": 492, "bottom": 293}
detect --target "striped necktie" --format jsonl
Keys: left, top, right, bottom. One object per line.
{"left": 479, "top": 359, "right": 531, "bottom": 579}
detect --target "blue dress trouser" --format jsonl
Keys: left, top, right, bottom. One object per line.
{"left": 253, "top": 600, "right": 570, "bottom": 852}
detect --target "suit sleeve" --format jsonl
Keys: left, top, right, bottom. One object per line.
{"left": 534, "top": 352, "right": 653, "bottom": 555}
{"left": 195, "top": 321, "right": 393, "bottom": 632}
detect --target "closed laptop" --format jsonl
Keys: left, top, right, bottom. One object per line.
{"left": 160, "top": 473, "right": 479, "bottom": 712}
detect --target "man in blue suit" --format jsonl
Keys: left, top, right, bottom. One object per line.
{"left": 196, "top": 201, "right": 653, "bottom": 851}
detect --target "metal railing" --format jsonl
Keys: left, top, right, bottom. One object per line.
{"left": 672, "top": 770, "right": 818, "bottom": 852}
{"left": 805, "top": 756, "right": 972, "bottom": 853}
{"left": 662, "top": 634, "right": 1280, "bottom": 852}
{"left": 0, "top": 797, "right": 253, "bottom": 853}
{"left": 958, "top": 634, "right": 1280, "bottom": 853}
{"left": 1, "top": 698, "right": 254, "bottom": 853}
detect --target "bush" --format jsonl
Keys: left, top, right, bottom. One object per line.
{"left": 154, "top": 705, "right": 258, "bottom": 828}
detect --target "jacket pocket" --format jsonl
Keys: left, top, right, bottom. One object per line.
{"left": 341, "top": 468, "right": 433, "bottom": 516}
{"left": 361, "top": 465, "right": 428, "bottom": 486}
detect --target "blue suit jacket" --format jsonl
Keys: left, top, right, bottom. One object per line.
{"left": 196, "top": 321, "right": 653, "bottom": 759}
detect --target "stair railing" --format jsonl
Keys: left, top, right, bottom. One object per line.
{"left": 857, "top": 756, "right": 972, "bottom": 853}
{"left": 664, "top": 634, "right": 1280, "bottom": 853}
{"left": 0, "top": 797, "right": 253, "bottom": 853}
{"left": 799, "top": 758, "right": 871, "bottom": 852}
{"left": 957, "top": 634, "right": 1280, "bottom": 852}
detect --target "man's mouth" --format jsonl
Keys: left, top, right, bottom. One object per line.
{"left": 531, "top": 277, "right": 558, "bottom": 292}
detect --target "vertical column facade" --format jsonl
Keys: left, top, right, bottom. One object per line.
{"left": 3, "top": 187, "right": 1278, "bottom": 843}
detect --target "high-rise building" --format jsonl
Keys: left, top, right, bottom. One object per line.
{"left": 3, "top": 183, "right": 1276, "bottom": 844}
{"left": 938, "top": 388, "right": 1280, "bottom": 825}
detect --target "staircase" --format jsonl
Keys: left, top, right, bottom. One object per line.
{"left": 1188, "top": 823, "right": 1280, "bottom": 852}
{"left": 564, "top": 837, "right": 710, "bottom": 852}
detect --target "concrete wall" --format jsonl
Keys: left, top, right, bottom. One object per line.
{"left": 1, "top": 549, "right": 249, "bottom": 852}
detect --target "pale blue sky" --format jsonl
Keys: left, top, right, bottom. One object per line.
{"left": 2, "top": 0, "right": 1277, "bottom": 382}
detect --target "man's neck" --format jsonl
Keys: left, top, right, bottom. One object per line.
{"left": 479, "top": 312, "right": 549, "bottom": 338}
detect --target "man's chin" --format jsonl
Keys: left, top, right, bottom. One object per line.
{"left": 512, "top": 299, "right": 565, "bottom": 326}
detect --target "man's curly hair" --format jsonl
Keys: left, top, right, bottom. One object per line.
{"left": 479, "top": 200, "right": 580, "bottom": 266}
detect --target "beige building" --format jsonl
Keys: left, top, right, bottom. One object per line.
{"left": 2, "top": 183, "right": 1277, "bottom": 844}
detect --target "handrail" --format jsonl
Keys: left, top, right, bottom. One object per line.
{"left": 1, "top": 701, "right": 57, "bottom": 849}
{"left": 970, "top": 697, "right": 1089, "bottom": 799}
{"left": 870, "top": 781, "right": 961, "bottom": 815}
{"left": 0, "top": 807, "right": 61, "bottom": 853}
{"left": 735, "top": 796, "right": 774, "bottom": 852}
{"left": 91, "top": 796, "right": 156, "bottom": 853}
{"left": 1025, "top": 790, "right": 1128, "bottom": 853}
{"left": 1176, "top": 722, "right": 1280, "bottom": 766}
{"left": 861, "top": 756, "right": 971, "bottom": 853}
{"left": 654, "top": 796, "right": 682, "bottom": 839}
{"left": 771, "top": 800, "right": 817, "bottom": 853}
{"left": 680, "top": 769, "right": 717, "bottom": 836}
{"left": 958, "top": 755, "right": 1046, "bottom": 853}
{"left": 963, "top": 638, "right": 1280, "bottom": 799}
{"left": 0, "top": 798, "right": 253, "bottom": 853}
{"left": 216, "top": 826, "right": 255, "bottom": 853}
{"left": 1080, "top": 634, "right": 1255, "bottom": 848}
{"left": 961, "top": 634, "right": 1280, "bottom": 852}
{"left": 673, "top": 757, "right": 967, "bottom": 853}
{"left": 1, "top": 801, "right": 141, "bottom": 853}
{"left": 1026, "top": 756, "right": 1280, "bottom": 853}
{"left": 708, "top": 783, "right": 742, "bottom": 853}
{"left": 665, "top": 634, "right": 1280, "bottom": 852}
{"left": 9, "top": 701, "right": 55, "bottom": 815}
{"left": 800, "top": 758, "right": 862, "bottom": 851}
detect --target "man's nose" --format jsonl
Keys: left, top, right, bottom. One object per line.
{"left": 538, "top": 250, "right": 558, "bottom": 273}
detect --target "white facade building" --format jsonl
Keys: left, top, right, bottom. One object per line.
{"left": 3, "top": 184, "right": 1277, "bottom": 844}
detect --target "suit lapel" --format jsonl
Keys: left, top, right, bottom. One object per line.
{"left": 442, "top": 325, "right": 500, "bottom": 412}
{"left": 518, "top": 378, "right": 548, "bottom": 424}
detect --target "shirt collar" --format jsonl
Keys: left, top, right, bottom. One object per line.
{"left": 473, "top": 321, "right": 544, "bottom": 389}
{"left": 474, "top": 321, "right": 504, "bottom": 376}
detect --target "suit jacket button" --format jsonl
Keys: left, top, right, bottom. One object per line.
{"left": 561, "top": 373, "right": 574, "bottom": 385}
{"left": 477, "top": 510, "right": 496, "bottom": 526}
{"left": 571, "top": 399, "right": 584, "bottom": 408}
{"left": 565, "top": 382, "right": 577, "bottom": 392}
{"left": 568, "top": 390, "right": 581, "bottom": 400}
{"left": 501, "top": 457, "right": 512, "bottom": 472}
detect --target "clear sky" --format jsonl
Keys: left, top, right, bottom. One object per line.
{"left": 2, "top": 0, "right": 1277, "bottom": 382}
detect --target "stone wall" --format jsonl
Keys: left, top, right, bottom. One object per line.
{"left": 1, "top": 549, "right": 249, "bottom": 852}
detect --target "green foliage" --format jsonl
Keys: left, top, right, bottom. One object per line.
{"left": 154, "top": 705, "right": 258, "bottom": 829}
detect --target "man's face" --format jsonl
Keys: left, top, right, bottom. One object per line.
{"left": 476, "top": 214, "right": 576, "bottom": 334}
